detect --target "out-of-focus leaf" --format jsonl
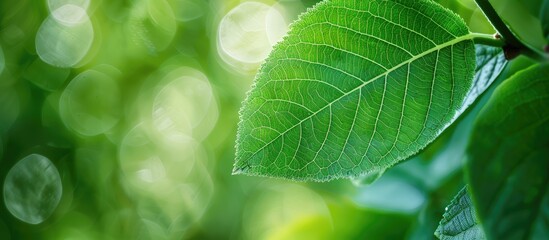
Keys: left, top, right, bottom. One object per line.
{"left": 466, "top": 63, "right": 549, "bottom": 240}
{"left": 435, "top": 186, "right": 485, "bottom": 239}
{"left": 522, "top": 0, "right": 543, "bottom": 17}
{"left": 352, "top": 170, "right": 427, "bottom": 214}
{"left": 491, "top": 0, "right": 547, "bottom": 49}
{"left": 235, "top": 0, "right": 476, "bottom": 181}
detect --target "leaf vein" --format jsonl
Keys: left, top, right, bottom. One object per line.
{"left": 242, "top": 34, "right": 474, "bottom": 165}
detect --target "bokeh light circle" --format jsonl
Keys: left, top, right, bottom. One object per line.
{"left": 48, "top": 0, "right": 90, "bottom": 16}
{"left": 126, "top": 0, "right": 176, "bottom": 54}
{"left": 151, "top": 67, "right": 218, "bottom": 143}
{"left": 119, "top": 123, "right": 197, "bottom": 191}
{"left": 59, "top": 69, "right": 121, "bottom": 136}
{"left": 3, "top": 154, "right": 62, "bottom": 224}
{"left": 50, "top": 4, "right": 89, "bottom": 25}
{"left": 119, "top": 123, "right": 214, "bottom": 236}
{"left": 217, "top": 2, "right": 288, "bottom": 66}
{"left": 135, "top": 160, "right": 214, "bottom": 238}
{"left": 36, "top": 4, "right": 94, "bottom": 68}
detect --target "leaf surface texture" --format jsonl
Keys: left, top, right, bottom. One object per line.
{"left": 467, "top": 63, "right": 549, "bottom": 239}
{"left": 435, "top": 187, "right": 485, "bottom": 239}
{"left": 235, "top": 0, "right": 476, "bottom": 180}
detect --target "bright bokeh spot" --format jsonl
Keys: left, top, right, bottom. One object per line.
{"left": 49, "top": 4, "right": 89, "bottom": 25}
{"left": 47, "top": 0, "right": 90, "bottom": 16}
{"left": 119, "top": 123, "right": 213, "bottom": 237}
{"left": 151, "top": 67, "right": 218, "bottom": 142}
{"left": 147, "top": 0, "right": 176, "bottom": 33}
{"left": 3, "top": 154, "right": 62, "bottom": 225}
{"left": 59, "top": 68, "right": 121, "bottom": 136}
{"left": 127, "top": 0, "right": 176, "bottom": 53}
{"left": 243, "top": 184, "right": 332, "bottom": 240}
{"left": 136, "top": 161, "right": 213, "bottom": 238}
{"left": 217, "top": 2, "right": 288, "bottom": 67}
{"left": 119, "top": 123, "right": 197, "bottom": 190}
{"left": 36, "top": 4, "right": 93, "bottom": 68}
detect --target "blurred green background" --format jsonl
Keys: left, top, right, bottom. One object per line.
{"left": 0, "top": 0, "right": 544, "bottom": 239}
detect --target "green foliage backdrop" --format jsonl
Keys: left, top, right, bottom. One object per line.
{"left": 0, "top": 0, "right": 545, "bottom": 239}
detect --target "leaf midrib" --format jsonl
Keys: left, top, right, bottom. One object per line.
{"left": 240, "top": 33, "right": 477, "bottom": 164}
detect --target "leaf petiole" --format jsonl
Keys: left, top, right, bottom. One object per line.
{"left": 471, "top": 33, "right": 503, "bottom": 47}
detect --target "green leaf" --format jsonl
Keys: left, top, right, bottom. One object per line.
{"left": 435, "top": 186, "right": 486, "bottom": 239}
{"left": 234, "top": 0, "right": 477, "bottom": 181}
{"left": 523, "top": 0, "right": 544, "bottom": 17}
{"left": 466, "top": 63, "right": 549, "bottom": 240}
{"left": 354, "top": 44, "right": 506, "bottom": 187}
{"left": 461, "top": 45, "right": 507, "bottom": 114}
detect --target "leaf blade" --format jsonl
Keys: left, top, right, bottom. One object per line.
{"left": 459, "top": 45, "right": 507, "bottom": 115}
{"left": 466, "top": 63, "right": 549, "bottom": 239}
{"left": 235, "top": 0, "right": 476, "bottom": 180}
{"left": 435, "top": 186, "right": 486, "bottom": 240}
